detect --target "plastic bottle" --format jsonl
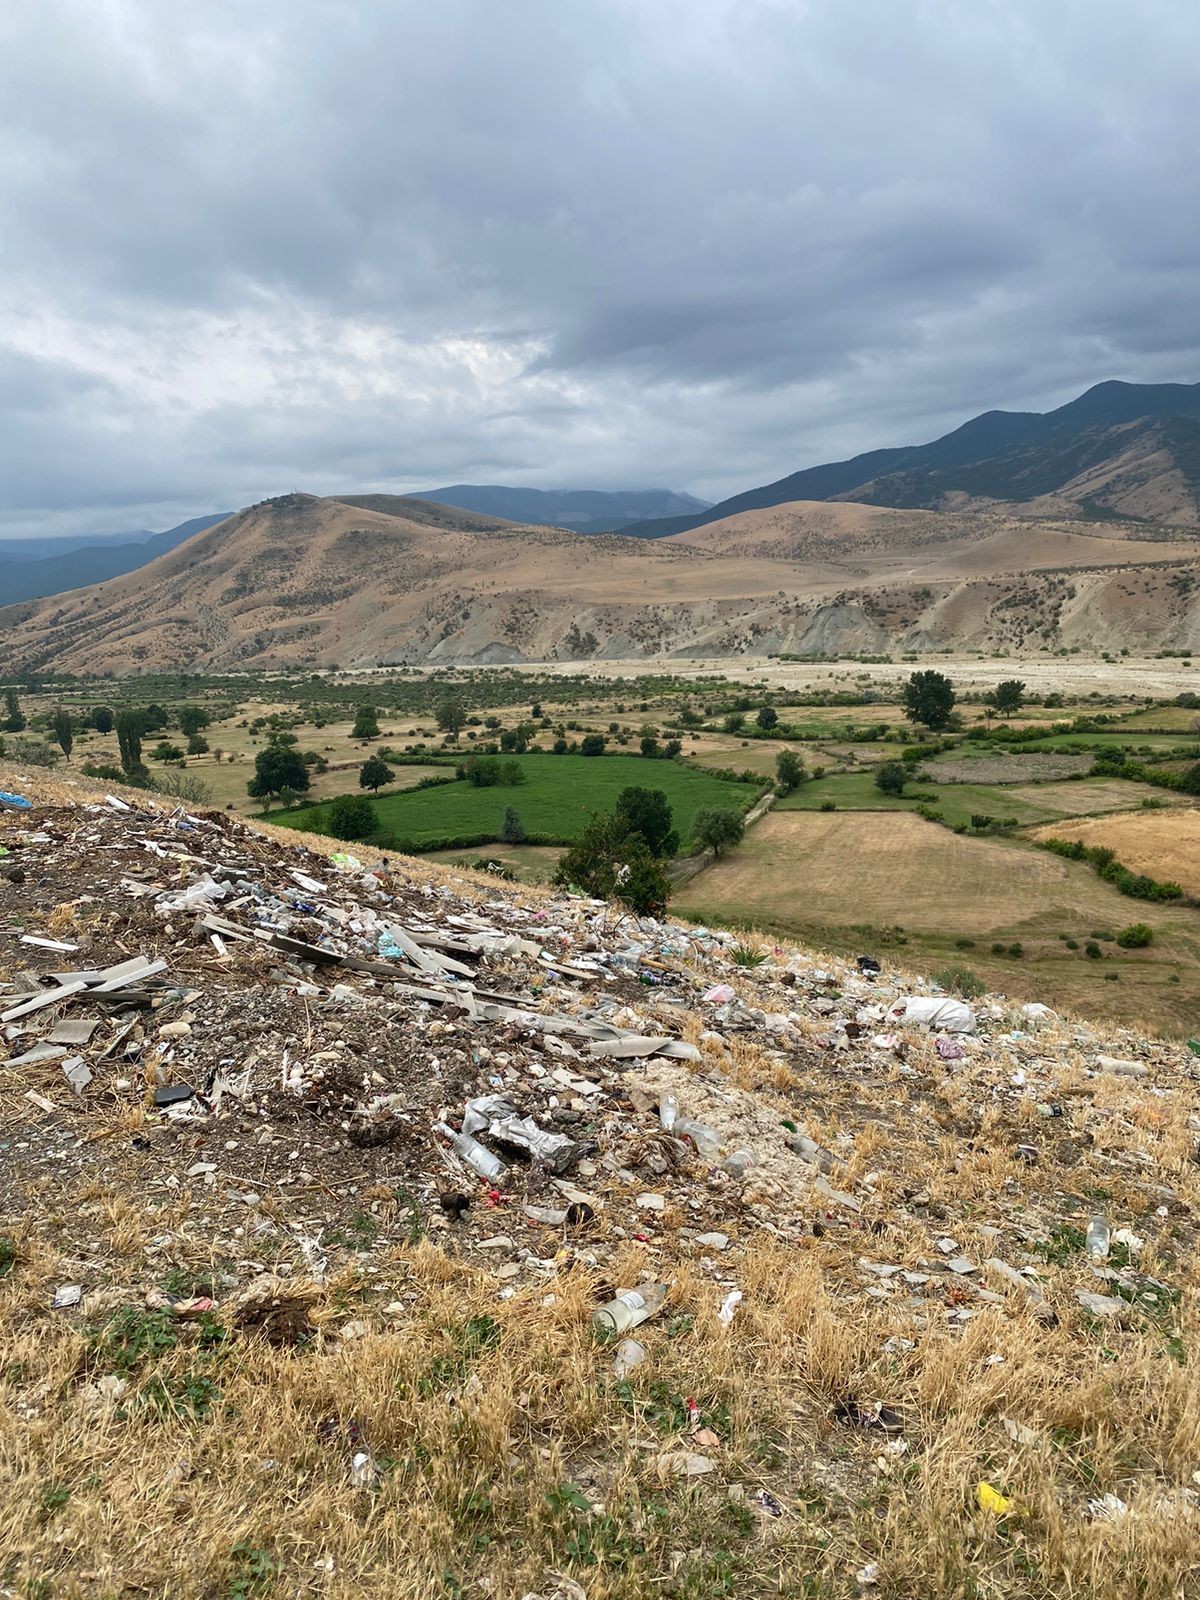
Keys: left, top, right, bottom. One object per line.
{"left": 673, "top": 1118, "right": 720, "bottom": 1161}
{"left": 592, "top": 1281, "right": 669, "bottom": 1336}
{"left": 722, "top": 1148, "right": 755, "bottom": 1178}
{"left": 658, "top": 1093, "right": 679, "bottom": 1133}
{"left": 1086, "top": 1215, "right": 1110, "bottom": 1259}
{"left": 435, "top": 1122, "right": 506, "bottom": 1181}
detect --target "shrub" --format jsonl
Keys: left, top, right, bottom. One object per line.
{"left": 1115, "top": 923, "right": 1153, "bottom": 948}
{"left": 1084, "top": 941, "right": 1103, "bottom": 959}
{"left": 991, "top": 942, "right": 1005, "bottom": 955}
{"left": 499, "top": 806, "right": 526, "bottom": 844}
{"left": 1007, "top": 942, "right": 1023, "bottom": 958}
{"left": 327, "top": 794, "right": 377, "bottom": 840}
{"left": 820, "top": 800, "right": 836, "bottom": 811}
{"left": 874, "top": 761, "right": 907, "bottom": 796}
{"left": 934, "top": 965, "right": 986, "bottom": 999}
{"left": 579, "top": 734, "right": 606, "bottom": 757}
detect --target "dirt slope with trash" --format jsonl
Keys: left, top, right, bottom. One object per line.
{"left": 2, "top": 764, "right": 1198, "bottom": 1600}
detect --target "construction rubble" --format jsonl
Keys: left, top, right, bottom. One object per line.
{"left": 3, "top": 781, "right": 1200, "bottom": 1591}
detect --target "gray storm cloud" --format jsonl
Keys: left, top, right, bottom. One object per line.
{"left": 1, "top": 0, "right": 1198, "bottom": 535}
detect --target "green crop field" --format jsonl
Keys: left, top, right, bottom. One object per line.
{"left": 274, "top": 752, "right": 761, "bottom": 850}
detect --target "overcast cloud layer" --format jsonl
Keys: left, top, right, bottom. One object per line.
{"left": 2, "top": 0, "right": 1199, "bottom": 537}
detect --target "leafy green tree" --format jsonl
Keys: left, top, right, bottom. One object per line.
{"left": 248, "top": 745, "right": 310, "bottom": 804}
{"left": 615, "top": 787, "right": 678, "bottom": 858}
{"left": 142, "top": 703, "right": 169, "bottom": 732}
{"left": 500, "top": 805, "right": 526, "bottom": 843}
{"left": 115, "top": 709, "right": 149, "bottom": 775}
{"left": 678, "top": 706, "right": 703, "bottom": 727}
{"left": 579, "top": 733, "right": 606, "bottom": 756}
{"left": 722, "top": 712, "right": 745, "bottom": 734}
{"left": 551, "top": 737, "right": 569, "bottom": 754}
{"left": 328, "top": 793, "right": 377, "bottom": 840}
{"left": 50, "top": 705, "right": 74, "bottom": 761}
{"left": 554, "top": 811, "right": 671, "bottom": 914}
{"left": 359, "top": 756, "right": 392, "bottom": 791}
{"left": 990, "top": 679, "right": 1026, "bottom": 717}
{"left": 756, "top": 706, "right": 778, "bottom": 730}
{"left": 639, "top": 734, "right": 660, "bottom": 758}
{"left": 902, "top": 670, "right": 956, "bottom": 731}
{"left": 776, "top": 750, "right": 805, "bottom": 793}
{"left": 89, "top": 705, "right": 114, "bottom": 733}
{"left": 874, "top": 761, "right": 907, "bottom": 795}
{"left": 435, "top": 697, "right": 466, "bottom": 742}
{"left": 1179, "top": 762, "right": 1200, "bottom": 795}
{"left": 177, "top": 705, "right": 211, "bottom": 738}
{"left": 465, "top": 755, "right": 502, "bottom": 787}
{"left": 187, "top": 733, "right": 209, "bottom": 755}
{"left": 663, "top": 738, "right": 682, "bottom": 759}
{"left": 151, "top": 741, "right": 185, "bottom": 763}
{"left": 351, "top": 703, "right": 381, "bottom": 740}
{"left": 2, "top": 690, "right": 25, "bottom": 733}
{"left": 692, "top": 807, "right": 745, "bottom": 856}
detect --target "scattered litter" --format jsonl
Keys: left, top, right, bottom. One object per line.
{"left": 52, "top": 1284, "right": 82, "bottom": 1309}
{"left": 976, "top": 1482, "right": 1013, "bottom": 1516}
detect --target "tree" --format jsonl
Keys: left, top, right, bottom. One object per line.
{"left": 359, "top": 756, "right": 392, "bottom": 792}
{"left": 152, "top": 741, "right": 185, "bottom": 763}
{"left": 115, "top": 709, "right": 149, "bottom": 775}
{"left": 679, "top": 706, "right": 703, "bottom": 727}
{"left": 776, "top": 750, "right": 805, "bottom": 793}
{"left": 692, "top": 808, "right": 745, "bottom": 857}
{"left": 50, "top": 705, "right": 74, "bottom": 761}
{"left": 902, "top": 670, "right": 956, "bottom": 731}
{"left": 554, "top": 811, "right": 671, "bottom": 915}
{"left": 2, "top": 689, "right": 25, "bottom": 733}
{"left": 663, "top": 739, "right": 682, "bottom": 759}
{"left": 247, "top": 744, "right": 310, "bottom": 804}
{"left": 722, "top": 712, "right": 745, "bottom": 734}
{"left": 466, "top": 755, "right": 502, "bottom": 787}
{"left": 328, "top": 793, "right": 377, "bottom": 840}
{"left": 640, "top": 734, "right": 660, "bottom": 758}
{"left": 351, "top": 703, "right": 381, "bottom": 740}
{"left": 89, "top": 705, "right": 114, "bottom": 734}
{"left": 142, "top": 703, "right": 169, "bottom": 732}
{"left": 1179, "top": 762, "right": 1200, "bottom": 795}
{"left": 580, "top": 733, "right": 606, "bottom": 756}
{"left": 500, "top": 805, "right": 526, "bottom": 843}
{"left": 756, "top": 706, "right": 778, "bottom": 730}
{"left": 178, "top": 705, "right": 211, "bottom": 738}
{"left": 435, "top": 697, "right": 466, "bottom": 743}
{"left": 552, "top": 737, "right": 569, "bottom": 754}
{"left": 990, "top": 679, "right": 1026, "bottom": 717}
{"left": 615, "top": 787, "right": 678, "bottom": 858}
{"left": 187, "top": 733, "right": 209, "bottom": 755}
{"left": 530, "top": 702, "right": 543, "bottom": 719}
{"left": 875, "top": 761, "right": 907, "bottom": 795}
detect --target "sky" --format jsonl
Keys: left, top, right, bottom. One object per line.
{"left": 2, "top": 0, "right": 1199, "bottom": 538}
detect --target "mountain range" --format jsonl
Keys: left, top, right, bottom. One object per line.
{"left": 619, "top": 380, "right": 1200, "bottom": 536}
{"left": 0, "top": 513, "right": 231, "bottom": 606}
{"left": 411, "top": 485, "right": 710, "bottom": 533}
{"left": 5, "top": 379, "right": 1200, "bottom": 672}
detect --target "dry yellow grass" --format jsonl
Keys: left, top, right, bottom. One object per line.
{"left": 1032, "top": 806, "right": 1200, "bottom": 898}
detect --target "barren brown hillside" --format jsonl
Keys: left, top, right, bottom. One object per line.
{"left": 3, "top": 491, "right": 1200, "bottom": 672}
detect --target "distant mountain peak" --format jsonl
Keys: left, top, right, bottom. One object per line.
{"left": 619, "top": 378, "right": 1200, "bottom": 537}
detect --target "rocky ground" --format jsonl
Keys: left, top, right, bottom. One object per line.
{"left": 1, "top": 765, "right": 1198, "bottom": 1599}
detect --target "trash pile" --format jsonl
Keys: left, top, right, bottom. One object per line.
{"left": 3, "top": 786, "right": 1198, "bottom": 1300}
{"left": 3, "top": 774, "right": 1200, "bottom": 1588}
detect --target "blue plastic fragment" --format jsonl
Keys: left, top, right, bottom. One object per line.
{"left": 0, "top": 790, "right": 32, "bottom": 810}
